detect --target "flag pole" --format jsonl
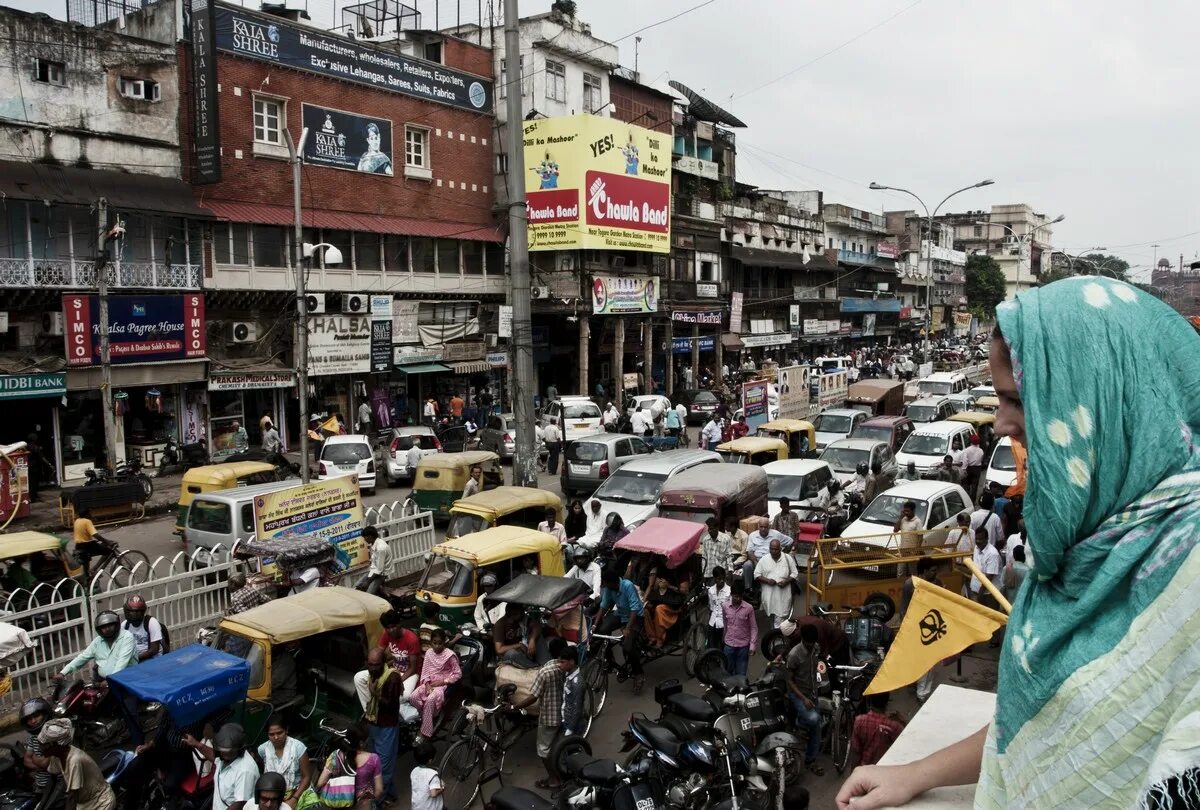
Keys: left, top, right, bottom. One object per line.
{"left": 962, "top": 557, "right": 1013, "bottom": 614}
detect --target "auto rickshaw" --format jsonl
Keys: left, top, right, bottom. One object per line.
{"left": 444, "top": 486, "right": 564, "bottom": 540}
{"left": 209, "top": 586, "right": 389, "bottom": 740}
{"left": 755, "top": 419, "right": 817, "bottom": 458}
{"left": 715, "top": 436, "right": 789, "bottom": 466}
{"left": 657, "top": 464, "right": 769, "bottom": 529}
{"left": 0, "top": 531, "right": 82, "bottom": 592}
{"left": 175, "top": 461, "right": 279, "bottom": 534}
{"left": 411, "top": 526, "right": 564, "bottom": 629}
{"left": 973, "top": 395, "right": 1000, "bottom": 414}
{"left": 409, "top": 451, "right": 504, "bottom": 522}
{"left": 948, "top": 410, "right": 997, "bottom": 451}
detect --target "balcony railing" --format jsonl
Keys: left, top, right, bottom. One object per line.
{"left": 0, "top": 257, "right": 202, "bottom": 289}
{"left": 837, "top": 249, "right": 897, "bottom": 270}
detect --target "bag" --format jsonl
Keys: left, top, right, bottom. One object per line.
{"left": 123, "top": 616, "right": 171, "bottom": 654}
{"left": 318, "top": 752, "right": 357, "bottom": 809}
{"left": 294, "top": 787, "right": 321, "bottom": 810}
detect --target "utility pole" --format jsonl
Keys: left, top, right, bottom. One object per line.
{"left": 96, "top": 198, "right": 119, "bottom": 472}
{"left": 285, "top": 128, "right": 312, "bottom": 483}
{"left": 503, "top": 0, "right": 537, "bottom": 487}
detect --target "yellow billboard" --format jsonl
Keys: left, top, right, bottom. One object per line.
{"left": 524, "top": 114, "right": 671, "bottom": 253}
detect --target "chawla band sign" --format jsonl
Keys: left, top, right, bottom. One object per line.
{"left": 524, "top": 114, "right": 671, "bottom": 253}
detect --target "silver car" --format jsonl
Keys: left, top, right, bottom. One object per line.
{"left": 479, "top": 413, "right": 518, "bottom": 460}
{"left": 819, "top": 437, "right": 898, "bottom": 491}
{"left": 561, "top": 432, "right": 653, "bottom": 496}
{"left": 381, "top": 426, "right": 440, "bottom": 485}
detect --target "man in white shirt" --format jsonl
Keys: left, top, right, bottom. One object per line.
{"left": 602, "top": 402, "right": 621, "bottom": 428}
{"left": 543, "top": 418, "right": 563, "bottom": 474}
{"left": 357, "top": 526, "right": 391, "bottom": 596}
{"left": 674, "top": 402, "right": 688, "bottom": 428}
{"left": 754, "top": 539, "right": 798, "bottom": 628}
{"left": 960, "top": 434, "right": 985, "bottom": 494}
{"left": 706, "top": 567, "right": 732, "bottom": 647}
{"left": 474, "top": 573, "right": 506, "bottom": 628}
{"left": 970, "top": 493, "right": 1004, "bottom": 549}
{"left": 701, "top": 417, "right": 722, "bottom": 450}
{"left": 538, "top": 508, "right": 568, "bottom": 545}
{"left": 580, "top": 500, "right": 606, "bottom": 548}
{"left": 357, "top": 401, "right": 372, "bottom": 435}
{"left": 565, "top": 548, "right": 602, "bottom": 599}
{"left": 406, "top": 442, "right": 423, "bottom": 480}
{"left": 969, "top": 529, "right": 1003, "bottom": 606}
{"left": 630, "top": 409, "right": 650, "bottom": 436}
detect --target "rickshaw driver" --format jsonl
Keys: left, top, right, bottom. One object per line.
{"left": 596, "top": 568, "right": 646, "bottom": 694}
{"left": 493, "top": 603, "right": 541, "bottom": 668}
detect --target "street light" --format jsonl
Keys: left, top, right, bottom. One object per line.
{"left": 1066, "top": 246, "right": 1107, "bottom": 276}
{"left": 974, "top": 214, "right": 1063, "bottom": 295}
{"left": 869, "top": 178, "right": 994, "bottom": 358}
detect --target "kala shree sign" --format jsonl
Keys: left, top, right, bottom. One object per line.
{"left": 215, "top": 6, "right": 493, "bottom": 113}
{"left": 190, "top": 0, "right": 220, "bottom": 183}
{"left": 302, "top": 105, "right": 393, "bottom": 175}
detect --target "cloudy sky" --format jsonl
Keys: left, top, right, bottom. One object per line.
{"left": 14, "top": 0, "right": 1198, "bottom": 278}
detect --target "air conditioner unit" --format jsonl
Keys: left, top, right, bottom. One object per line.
{"left": 228, "top": 322, "right": 258, "bottom": 343}
{"left": 43, "top": 312, "right": 64, "bottom": 336}
{"left": 485, "top": 333, "right": 499, "bottom": 348}
{"left": 611, "top": 255, "right": 627, "bottom": 270}
{"left": 531, "top": 286, "right": 551, "bottom": 300}
{"left": 302, "top": 293, "right": 326, "bottom": 314}
{"left": 343, "top": 294, "right": 369, "bottom": 314}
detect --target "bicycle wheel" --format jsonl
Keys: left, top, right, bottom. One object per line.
{"left": 580, "top": 658, "right": 608, "bottom": 716}
{"left": 832, "top": 705, "right": 855, "bottom": 774}
{"left": 577, "top": 685, "right": 595, "bottom": 737}
{"left": 683, "top": 621, "right": 708, "bottom": 678}
{"left": 439, "top": 738, "right": 484, "bottom": 810}
{"left": 107, "top": 550, "right": 151, "bottom": 587}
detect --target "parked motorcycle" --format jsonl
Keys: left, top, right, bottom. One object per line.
{"left": 158, "top": 437, "right": 209, "bottom": 475}
{"left": 84, "top": 456, "right": 153, "bottom": 500}
{"left": 551, "top": 735, "right": 670, "bottom": 810}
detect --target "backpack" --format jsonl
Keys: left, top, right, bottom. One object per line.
{"left": 125, "top": 616, "right": 171, "bottom": 654}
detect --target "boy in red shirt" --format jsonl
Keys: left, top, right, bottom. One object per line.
{"left": 850, "top": 692, "right": 906, "bottom": 766}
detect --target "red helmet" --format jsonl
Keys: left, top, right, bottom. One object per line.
{"left": 124, "top": 594, "right": 147, "bottom": 611}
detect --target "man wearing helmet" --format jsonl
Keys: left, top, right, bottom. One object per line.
{"left": 243, "top": 772, "right": 286, "bottom": 810}
{"left": 565, "top": 548, "right": 601, "bottom": 600}
{"left": 54, "top": 610, "right": 137, "bottom": 683}
{"left": 473, "top": 572, "right": 506, "bottom": 629}
{"left": 122, "top": 595, "right": 163, "bottom": 661}
{"left": 19, "top": 698, "right": 56, "bottom": 804}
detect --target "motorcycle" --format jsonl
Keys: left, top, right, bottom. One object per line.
{"left": 51, "top": 676, "right": 159, "bottom": 750}
{"left": 84, "top": 457, "right": 153, "bottom": 500}
{"left": 158, "top": 437, "right": 209, "bottom": 475}
{"left": 551, "top": 735, "right": 671, "bottom": 810}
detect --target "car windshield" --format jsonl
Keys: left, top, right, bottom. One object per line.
{"left": 767, "top": 474, "right": 816, "bottom": 501}
{"left": 322, "top": 443, "right": 371, "bottom": 463}
{"left": 918, "top": 380, "right": 954, "bottom": 396}
{"left": 418, "top": 555, "right": 474, "bottom": 597}
{"left": 813, "top": 414, "right": 853, "bottom": 434}
{"left": 656, "top": 508, "right": 713, "bottom": 525}
{"left": 860, "top": 494, "right": 929, "bottom": 526}
{"left": 905, "top": 403, "right": 941, "bottom": 422}
{"left": 717, "top": 451, "right": 747, "bottom": 464}
{"left": 566, "top": 443, "right": 606, "bottom": 462}
{"left": 594, "top": 470, "right": 668, "bottom": 504}
{"left": 901, "top": 433, "right": 949, "bottom": 456}
{"left": 693, "top": 391, "right": 718, "bottom": 404}
{"left": 991, "top": 442, "right": 1016, "bottom": 472}
{"left": 851, "top": 425, "right": 892, "bottom": 444}
{"left": 563, "top": 403, "right": 601, "bottom": 419}
{"left": 820, "top": 446, "right": 869, "bottom": 473}
{"left": 188, "top": 501, "right": 231, "bottom": 533}
{"left": 446, "top": 513, "right": 490, "bottom": 538}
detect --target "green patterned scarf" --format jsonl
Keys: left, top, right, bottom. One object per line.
{"left": 976, "top": 277, "right": 1200, "bottom": 808}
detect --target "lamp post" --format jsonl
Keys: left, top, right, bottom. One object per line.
{"left": 974, "top": 214, "right": 1064, "bottom": 296}
{"left": 869, "top": 178, "right": 994, "bottom": 359}
{"left": 1065, "top": 246, "right": 1108, "bottom": 277}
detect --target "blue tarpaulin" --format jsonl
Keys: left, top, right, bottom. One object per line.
{"left": 107, "top": 644, "right": 249, "bottom": 727}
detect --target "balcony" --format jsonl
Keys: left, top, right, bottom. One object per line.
{"left": 673, "top": 196, "right": 720, "bottom": 222}
{"left": 837, "top": 249, "right": 898, "bottom": 271}
{"left": 0, "top": 257, "right": 202, "bottom": 289}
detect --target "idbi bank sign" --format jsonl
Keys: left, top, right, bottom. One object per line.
{"left": 524, "top": 114, "right": 671, "bottom": 253}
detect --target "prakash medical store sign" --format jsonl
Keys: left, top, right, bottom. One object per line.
{"left": 524, "top": 114, "right": 671, "bottom": 253}
{"left": 63, "top": 294, "right": 206, "bottom": 366}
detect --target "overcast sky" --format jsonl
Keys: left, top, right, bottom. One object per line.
{"left": 13, "top": 0, "right": 1198, "bottom": 278}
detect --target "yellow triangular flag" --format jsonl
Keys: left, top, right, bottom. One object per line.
{"left": 864, "top": 577, "right": 1008, "bottom": 695}
{"left": 319, "top": 415, "right": 341, "bottom": 434}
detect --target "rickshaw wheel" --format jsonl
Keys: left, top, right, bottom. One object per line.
{"left": 577, "top": 685, "right": 596, "bottom": 737}
{"left": 580, "top": 659, "right": 608, "bottom": 716}
{"left": 439, "top": 739, "right": 487, "bottom": 810}
{"left": 683, "top": 622, "right": 708, "bottom": 678}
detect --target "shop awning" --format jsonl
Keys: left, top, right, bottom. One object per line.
{"left": 721, "top": 334, "right": 744, "bottom": 349}
{"left": 397, "top": 363, "right": 451, "bottom": 375}
{"left": 449, "top": 361, "right": 492, "bottom": 374}
{"left": 204, "top": 201, "right": 505, "bottom": 243}
{"left": 0, "top": 160, "right": 211, "bottom": 217}
{"left": 66, "top": 360, "right": 208, "bottom": 390}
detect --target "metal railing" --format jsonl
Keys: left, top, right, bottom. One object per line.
{"left": 0, "top": 257, "right": 202, "bottom": 289}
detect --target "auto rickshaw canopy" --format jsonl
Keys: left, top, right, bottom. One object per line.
{"left": 484, "top": 573, "right": 591, "bottom": 610}
{"left": 107, "top": 644, "right": 250, "bottom": 727}
{"left": 431, "top": 525, "right": 561, "bottom": 567}
{"left": 0, "top": 531, "right": 66, "bottom": 558}
{"left": 218, "top": 586, "right": 390, "bottom": 645}
{"left": 450, "top": 486, "right": 563, "bottom": 522}
{"left": 613, "top": 517, "right": 703, "bottom": 569}
{"left": 716, "top": 436, "right": 789, "bottom": 458}
{"left": 414, "top": 450, "right": 501, "bottom": 475}
{"left": 181, "top": 462, "right": 279, "bottom": 489}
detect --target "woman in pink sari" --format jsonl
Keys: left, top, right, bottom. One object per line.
{"left": 408, "top": 628, "right": 462, "bottom": 737}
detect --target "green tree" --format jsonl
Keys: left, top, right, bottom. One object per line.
{"left": 1076, "top": 253, "right": 1130, "bottom": 281}
{"left": 965, "top": 253, "right": 1007, "bottom": 318}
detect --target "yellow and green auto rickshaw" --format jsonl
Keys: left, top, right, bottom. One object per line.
{"left": 175, "top": 462, "right": 280, "bottom": 534}
{"left": 444, "top": 486, "right": 564, "bottom": 540}
{"left": 413, "top": 526, "right": 564, "bottom": 628}
{"left": 715, "top": 436, "right": 790, "bottom": 466}
{"left": 409, "top": 451, "right": 504, "bottom": 521}
{"left": 755, "top": 419, "right": 818, "bottom": 458}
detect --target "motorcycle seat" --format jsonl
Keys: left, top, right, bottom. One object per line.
{"left": 577, "top": 758, "right": 623, "bottom": 787}
{"left": 490, "top": 787, "right": 557, "bottom": 810}
{"left": 665, "top": 692, "right": 720, "bottom": 723}
{"left": 713, "top": 674, "right": 751, "bottom": 694}
{"left": 631, "top": 717, "right": 682, "bottom": 758}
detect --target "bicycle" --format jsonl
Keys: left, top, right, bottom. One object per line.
{"left": 825, "top": 661, "right": 872, "bottom": 774}
{"left": 438, "top": 692, "right": 515, "bottom": 810}
{"left": 83, "top": 539, "right": 151, "bottom": 588}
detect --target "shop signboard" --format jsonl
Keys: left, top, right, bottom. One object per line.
{"left": 741, "top": 379, "right": 770, "bottom": 430}
{"left": 486, "top": 351, "right": 509, "bottom": 367}
{"left": 840, "top": 321, "right": 852, "bottom": 335}
{"left": 803, "top": 319, "right": 824, "bottom": 335}
{"left": 306, "top": 314, "right": 371, "bottom": 376}
{"left": 863, "top": 313, "right": 877, "bottom": 337}
{"left": 208, "top": 372, "right": 294, "bottom": 391}
{"left": 62, "top": 294, "right": 206, "bottom": 367}
{"left": 825, "top": 320, "right": 841, "bottom": 335}
{"left": 729, "top": 292, "right": 744, "bottom": 334}
{"left": 0, "top": 373, "right": 66, "bottom": 400}
{"left": 818, "top": 369, "right": 849, "bottom": 410}
{"left": 498, "top": 305, "right": 512, "bottom": 338}
{"left": 370, "top": 320, "right": 392, "bottom": 372}
{"left": 253, "top": 478, "right": 367, "bottom": 574}
{"left": 740, "top": 332, "right": 791, "bottom": 349}
{"left": 371, "top": 295, "right": 393, "bottom": 319}
{"left": 953, "top": 311, "right": 972, "bottom": 336}
{"left": 671, "top": 335, "right": 716, "bottom": 354}
{"left": 776, "top": 365, "right": 811, "bottom": 419}
{"left": 670, "top": 310, "right": 722, "bottom": 325}
{"left": 524, "top": 114, "right": 671, "bottom": 253}
{"left": 189, "top": 0, "right": 220, "bottom": 183}
{"left": 391, "top": 301, "right": 420, "bottom": 344}
{"left": 592, "top": 275, "right": 658, "bottom": 315}
{"left": 215, "top": 6, "right": 493, "bottom": 113}
{"left": 302, "top": 104, "right": 393, "bottom": 175}
{"left": 932, "top": 307, "right": 945, "bottom": 332}
{"left": 696, "top": 282, "right": 719, "bottom": 298}
{"left": 393, "top": 345, "right": 444, "bottom": 365}
{"left": 789, "top": 305, "right": 800, "bottom": 329}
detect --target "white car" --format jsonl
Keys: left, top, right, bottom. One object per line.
{"left": 969, "top": 384, "right": 995, "bottom": 401}
{"left": 763, "top": 459, "right": 835, "bottom": 519}
{"left": 625, "top": 394, "right": 672, "bottom": 419}
{"left": 903, "top": 396, "right": 954, "bottom": 424}
{"left": 544, "top": 396, "right": 603, "bottom": 441}
{"left": 895, "top": 421, "right": 977, "bottom": 476}
{"left": 812, "top": 409, "right": 868, "bottom": 450}
{"left": 382, "top": 426, "right": 440, "bottom": 485}
{"left": 840, "top": 480, "right": 973, "bottom": 548}
{"left": 983, "top": 436, "right": 1017, "bottom": 492}
{"left": 587, "top": 449, "right": 720, "bottom": 533}
{"left": 318, "top": 434, "right": 377, "bottom": 495}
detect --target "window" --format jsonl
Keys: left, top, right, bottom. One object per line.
{"left": 423, "top": 41, "right": 443, "bottom": 63}
{"left": 462, "top": 240, "right": 483, "bottom": 275}
{"left": 356, "top": 233, "right": 381, "bottom": 271}
{"left": 324, "top": 230, "right": 353, "bottom": 268}
{"left": 411, "top": 237, "right": 435, "bottom": 273}
{"left": 943, "top": 490, "right": 968, "bottom": 517}
{"left": 119, "top": 76, "right": 159, "bottom": 101}
{"left": 499, "top": 55, "right": 525, "bottom": 99}
{"left": 34, "top": 58, "right": 64, "bottom": 85}
{"left": 253, "top": 96, "right": 283, "bottom": 144}
{"left": 405, "top": 125, "right": 429, "bottom": 171}
{"left": 583, "top": 72, "right": 602, "bottom": 112}
{"left": 437, "top": 239, "right": 459, "bottom": 274}
{"left": 251, "top": 225, "right": 286, "bottom": 267}
{"left": 214, "top": 223, "right": 250, "bottom": 266}
{"left": 384, "top": 235, "right": 409, "bottom": 272}
{"left": 700, "top": 260, "right": 714, "bottom": 282}
{"left": 545, "top": 60, "right": 566, "bottom": 102}
{"left": 973, "top": 225, "right": 983, "bottom": 237}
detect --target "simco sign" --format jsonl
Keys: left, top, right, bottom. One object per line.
{"left": 63, "top": 295, "right": 206, "bottom": 366}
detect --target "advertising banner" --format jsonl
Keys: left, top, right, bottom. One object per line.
{"left": 253, "top": 478, "right": 367, "bottom": 574}
{"left": 818, "top": 369, "right": 849, "bottom": 410}
{"left": 208, "top": 372, "right": 293, "bottom": 391}
{"left": 670, "top": 310, "right": 722, "bottom": 325}
{"left": 863, "top": 313, "right": 877, "bottom": 337}
{"left": 370, "top": 319, "right": 392, "bottom": 372}
{"left": 215, "top": 6, "right": 493, "bottom": 113}
{"left": 391, "top": 301, "right": 419, "bottom": 344}
{"left": 190, "top": 0, "right": 220, "bottom": 183}
{"left": 0, "top": 373, "right": 66, "bottom": 400}
{"left": 803, "top": 319, "right": 824, "bottom": 336}
{"left": 592, "top": 275, "right": 658, "bottom": 315}
{"left": 498, "top": 305, "right": 513, "bottom": 338}
{"left": 730, "top": 291, "right": 744, "bottom": 334}
{"left": 306, "top": 314, "right": 371, "bottom": 376}
{"left": 302, "top": 104, "right": 393, "bottom": 175}
{"left": 776, "top": 365, "right": 811, "bottom": 419}
{"left": 953, "top": 311, "right": 972, "bottom": 336}
{"left": 671, "top": 335, "right": 716, "bottom": 354}
{"left": 524, "top": 114, "right": 671, "bottom": 253}
{"left": 741, "top": 379, "right": 770, "bottom": 430}
{"left": 63, "top": 294, "right": 205, "bottom": 367}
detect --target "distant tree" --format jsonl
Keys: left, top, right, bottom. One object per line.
{"left": 965, "top": 253, "right": 1007, "bottom": 318}
{"left": 1077, "top": 253, "right": 1130, "bottom": 281}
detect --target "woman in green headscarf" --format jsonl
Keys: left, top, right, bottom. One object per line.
{"left": 837, "top": 276, "right": 1200, "bottom": 809}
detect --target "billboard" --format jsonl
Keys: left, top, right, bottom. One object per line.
{"left": 63, "top": 294, "right": 205, "bottom": 367}
{"left": 524, "top": 114, "right": 671, "bottom": 253}
{"left": 306, "top": 314, "right": 371, "bottom": 376}
{"left": 741, "top": 379, "right": 770, "bottom": 431}
{"left": 190, "top": 0, "right": 220, "bottom": 183}
{"left": 592, "top": 275, "right": 658, "bottom": 315}
{"left": 776, "top": 365, "right": 811, "bottom": 419}
{"left": 302, "top": 104, "right": 393, "bottom": 175}
{"left": 253, "top": 478, "right": 367, "bottom": 574}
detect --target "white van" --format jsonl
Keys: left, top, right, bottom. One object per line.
{"left": 543, "top": 396, "right": 603, "bottom": 441}
{"left": 984, "top": 436, "right": 1018, "bottom": 492}
{"left": 183, "top": 480, "right": 305, "bottom": 555}
{"left": 895, "top": 420, "right": 977, "bottom": 476}
{"left": 916, "top": 372, "right": 969, "bottom": 398}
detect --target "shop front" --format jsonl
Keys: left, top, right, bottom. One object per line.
{"left": 207, "top": 370, "right": 295, "bottom": 457}
{"left": 391, "top": 342, "right": 498, "bottom": 424}
{"left": 0, "top": 371, "right": 67, "bottom": 490}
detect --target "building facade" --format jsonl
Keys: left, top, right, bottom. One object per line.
{"left": 940, "top": 204, "right": 1056, "bottom": 300}
{"left": 886, "top": 211, "right": 966, "bottom": 338}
